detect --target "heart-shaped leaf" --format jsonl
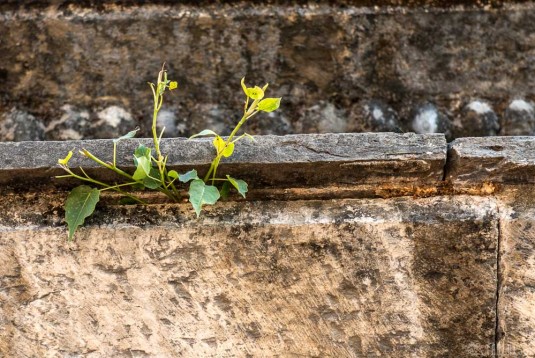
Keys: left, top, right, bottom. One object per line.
{"left": 143, "top": 167, "right": 162, "bottom": 189}
{"left": 222, "top": 142, "right": 234, "bottom": 157}
{"left": 65, "top": 185, "right": 100, "bottom": 241}
{"left": 132, "top": 155, "right": 151, "bottom": 181}
{"left": 213, "top": 136, "right": 226, "bottom": 153}
{"left": 226, "top": 175, "right": 248, "bottom": 198}
{"left": 188, "top": 179, "right": 220, "bottom": 217}
{"left": 176, "top": 169, "right": 199, "bottom": 183}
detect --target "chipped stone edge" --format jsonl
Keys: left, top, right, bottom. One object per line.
{"left": 445, "top": 136, "right": 535, "bottom": 185}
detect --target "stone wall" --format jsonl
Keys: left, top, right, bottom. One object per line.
{"left": 1, "top": 133, "right": 535, "bottom": 357}
{"left": 2, "top": 1, "right": 535, "bottom": 141}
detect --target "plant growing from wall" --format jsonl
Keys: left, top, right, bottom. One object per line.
{"left": 57, "top": 64, "right": 281, "bottom": 240}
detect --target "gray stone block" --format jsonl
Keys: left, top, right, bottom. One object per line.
{"left": 446, "top": 136, "right": 535, "bottom": 184}
{"left": 0, "top": 132, "right": 447, "bottom": 187}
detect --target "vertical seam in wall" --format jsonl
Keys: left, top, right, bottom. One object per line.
{"left": 441, "top": 140, "right": 452, "bottom": 182}
{"left": 494, "top": 202, "right": 502, "bottom": 358}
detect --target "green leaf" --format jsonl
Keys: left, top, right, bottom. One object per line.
{"left": 132, "top": 145, "right": 152, "bottom": 181}
{"left": 64, "top": 185, "right": 100, "bottom": 241}
{"left": 226, "top": 175, "right": 248, "bottom": 198}
{"left": 168, "top": 170, "right": 179, "bottom": 180}
{"left": 222, "top": 142, "right": 234, "bottom": 157}
{"left": 143, "top": 167, "right": 162, "bottom": 189}
{"left": 257, "top": 98, "right": 281, "bottom": 112}
{"left": 113, "top": 128, "right": 139, "bottom": 143}
{"left": 134, "top": 145, "right": 151, "bottom": 159}
{"left": 177, "top": 169, "right": 199, "bottom": 183}
{"left": 157, "top": 81, "right": 166, "bottom": 95}
{"left": 220, "top": 181, "right": 231, "bottom": 200}
{"left": 132, "top": 156, "right": 151, "bottom": 181}
{"left": 189, "top": 129, "right": 219, "bottom": 139}
{"left": 188, "top": 179, "right": 220, "bottom": 217}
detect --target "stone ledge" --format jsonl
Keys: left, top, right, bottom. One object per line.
{"left": 0, "top": 133, "right": 447, "bottom": 188}
{"left": 445, "top": 136, "right": 535, "bottom": 184}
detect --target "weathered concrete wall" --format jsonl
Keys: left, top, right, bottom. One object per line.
{"left": 2, "top": 2, "right": 535, "bottom": 141}
{"left": 1, "top": 133, "right": 535, "bottom": 356}
{"left": 1, "top": 195, "right": 498, "bottom": 357}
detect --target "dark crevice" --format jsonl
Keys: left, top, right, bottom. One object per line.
{"left": 441, "top": 139, "right": 454, "bottom": 182}
{"left": 494, "top": 208, "right": 503, "bottom": 357}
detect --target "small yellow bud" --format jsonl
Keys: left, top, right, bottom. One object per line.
{"left": 169, "top": 81, "right": 178, "bottom": 90}
{"left": 58, "top": 150, "right": 73, "bottom": 166}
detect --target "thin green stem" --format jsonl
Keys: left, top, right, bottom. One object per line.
{"left": 81, "top": 149, "right": 134, "bottom": 181}
{"left": 203, "top": 160, "right": 217, "bottom": 182}
{"left": 99, "top": 181, "right": 139, "bottom": 191}
{"left": 59, "top": 167, "right": 145, "bottom": 204}
{"left": 211, "top": 156, "right": 221, "bottom": 185}
{"left": 152, "top": 97, "right": 161, "bottom": 160}
{"left": 203, "top": 99, "right": 259, "bottom": 182}
{"left": 113, "top": 142, "right": 117, "bottom": 167}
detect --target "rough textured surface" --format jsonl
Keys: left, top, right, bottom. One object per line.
{"left": 408, "top": 102, "right": 453, "bottom": 141}
{"left": 0, "top": 133, "right": 447, "bottom": 187}
{"left": 2, "top": 2, "right": 535, "bottom": 140}
{"left": 6, "top": 134, "right": 535, "bottom": 356}
{"left": 456, "top": 100, "right": 500, "bottom": 138}
{"left": 501, "top": 99, "right": 535, "bottom": 136}
{"left": 495, "top": 186, "right": 535, "bottom": 357}
{"left": 446, "top": 136, "right": 535, "bottom": 184}
{"left": 0, "top": 194, "right": 498, "bottom": 357}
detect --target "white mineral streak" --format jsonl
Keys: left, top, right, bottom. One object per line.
{"left": 46, "top": 105, "right": 89, "bottom": 131}
{"left": 467, "top": 101, "right": 493, "bottom": 114}
{"left": 156, "top": 109, "right": 178, "bottom": 135}
{"left": 372, "top": 108, "right": 384, "bottom": 122}
{"left": 509, "top": 99, "right": 534, "bottom": 113}
{"left": 97, "top": 106, "right": 132, "bottom": 128}
{"left": 413, "top": 108, "right": 438, "bottom": 134}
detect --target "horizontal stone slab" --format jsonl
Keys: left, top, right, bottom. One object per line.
{"left": 0, "top": 133, "right": 447, "bottom": 188}
{"left": 446, "top": 136, "right": 535, "bottom": 184}
{"left": 0, "top": 195, "right": 498, "bottom": 357}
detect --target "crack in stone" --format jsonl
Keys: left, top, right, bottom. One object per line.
{"left": 300, "top": 144, "right": 352, "bottom": 159}
{"left": 494, "top": 206, "right": 503, "bottom": 358}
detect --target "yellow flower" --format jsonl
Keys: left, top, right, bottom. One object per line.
{"left": 169, "top": 81, "right": 178, "bottom": 90}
